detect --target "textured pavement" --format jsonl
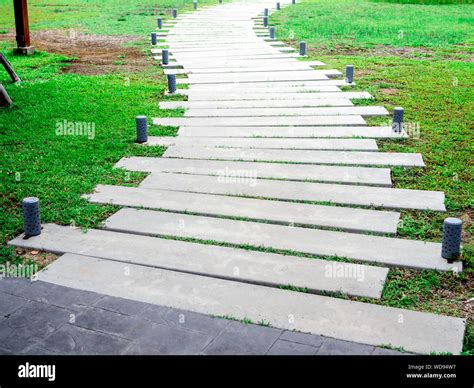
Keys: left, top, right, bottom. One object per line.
{"left": 0, "top": 278, "right": 406, "bottom": 355}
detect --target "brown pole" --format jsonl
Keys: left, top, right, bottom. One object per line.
{"left": 13, "top": 0, "right": 34, "bottom": 55}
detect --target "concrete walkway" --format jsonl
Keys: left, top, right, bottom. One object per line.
{"left": 0, "top": 279, "right": 404, "bottom": 355}
{"left": 8, "top": 0, "right": 465, "bottom": 354}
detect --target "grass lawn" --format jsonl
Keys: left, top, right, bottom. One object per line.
{"left": 0, "top": 0, "right": 200, "bottom": 259}
{"left": 0, "top": 0, "right": 472, "bottom": 353}
{"left": 272, "top": 0, "right": 473, "bottom": 353}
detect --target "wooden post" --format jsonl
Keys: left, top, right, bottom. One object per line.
{"left": 13, "top": 0, "right": 34, "bottom": 55}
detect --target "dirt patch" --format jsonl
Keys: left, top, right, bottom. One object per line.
{"left": 305, "top": 42, "right": 473, "bottom": 61}
{"left": 1, "top": 29, "right": 150, "bottom": 75}
{"left": 379, "top": 88, "right": 399, "bottom": 96}
{"left": 14, "top": 248, "right": 58, "bottom": 270}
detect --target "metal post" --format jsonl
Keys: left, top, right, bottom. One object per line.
{"left": 136, "top": 116, "right": 148, "bottom": 143}
{"left": 264, "top": 8, "right": 269, "bottom": 16}
{"left": 157, "top": 18, "right": 163, "bottom": 29}
{"left": 269, "top": 27, "right": 275, "bottom": 40}
{"left": 167, "top": 74, "right": 177, "bottom": 93}
{"left": 0, "top": 84, "right": 13, "bottom": 106}
{"left": 172, "top": 8, "right": 178, "bottom": 18}
{"left": 276, "top": 2, "right": 281, "bottom": 10}
{"left": 442, "top": 218, "right": 462, "bottom": 263}
{"left": 345, "top": 65, "right": 354, "bottom": 84}
{"left": 263, "top": 16, "right": 268, "bottom": 28}
{"left": 299, "top": 41, "right": 306, "bottom": 56}
{"left": 151, "top": 32, "right": 157, "bottom": 45}
{"left": 162, "top": 49, "right": 169, "bottom": 65}
{"left": 292, "top": 0, "right": 296, "bottom": 4}
{"left": 0, "top": 54, "right": 21, "bottom": 83}
{"left": 22, "top": 197, "right": 41, "bottom": 237}
{"left": 392, "top": 107, "right": 404, "bottom": 133}
{"left": 13, "top": 0, "right": 34, "bottom": 55}
{"left": 193, "top": 1, "right": 197, "bottom": 10}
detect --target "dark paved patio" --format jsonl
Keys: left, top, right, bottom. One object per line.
{"left": 0, "top": 278, "right": 406, "bottom": 355}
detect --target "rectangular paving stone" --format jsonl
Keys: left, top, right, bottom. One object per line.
{"left": 40, "top": 323, "right": 132, "bottom": 355}
{"left": 182, "top": 79, "right": 350, "bottom": 88}
{"left": 163, "top": 146, "right": 425, "bottom": 167}
{"left": 139, "top": 305, "right": 230, "bottom": 336}
{"left": 280, "top": 330, "right": 325, "bottom": 347}
{"left": 102, "top": 208, "right": 461, "bottom": 272}
{"left": 179, "top": 88, "right": 344, "bottom": 97}
{"left": 163, "top": 44, "right": 287, "bottom": 53}
{"left": 171, "top": 51, "right": 299, "bottom": 60}
{"left": 165, "top": 91, "right": 372, "bottom": 102}
{"left": 176, "top": 126, "right": 407, "bottom": 138}
{"left": 154, "top": 116, "right": 367, "bottom": 127}
{"left": 267, "top": 339, "right": 318, "bottom": 355}
{"left": 3, "top": 300, "right": 73, "bottom": 340}
{"left": 160, "top": 99, "right": 355, "bottom": 109}
{"left": 185, "top": 68, "right": 339, "bottom": 78}
{"left": 139, "top": 171, "right": 443, "bottom": 211}
{"left": 0, "top": 278, "right": 31, "bottom": 296}
{"left": 0, "top": 292, "right": 28, "bottom": 317}
{"left": 74, "top": 307, "right": 153, "bottom": 340}
{"left": 160, "top": 53, "right": 303, "bottom": 61}
{"left": 317, "top": 337, "right": 375, "bottom": 355}
{"left": 115, "top": 157, "right": 392, "bottom": 187}
{"left": 36, "top": 254, "right": 466, "bottom": 354}
{"left": 94, "top": 295, "right": 150, "bottom": 316}
{"left": 84, "top": 184, "right": 401, "bottom": 234}
{"left": 146, "top": 137, "right": 378, "bottom": 151}
{"left": 180, "top": 73, "right": 331, "bottom": 84}
{"left": 167, "top": 65, "right": 319, "bottom": 74}
{"left": 203, "top": 320, "right": 282, "bottom": 355}
{"left": 9, "top": 224, "right": 389, "bottom": 298}
{"left": 123, "top": 322, "right": 214, "bottom": 355}
{"left": 182, "top": 106, "right": 388, "bottom": 117}
{"left": 15, "top": 280, "right": 102, "bottom": 312}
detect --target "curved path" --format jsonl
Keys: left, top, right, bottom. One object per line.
{"left": 9, "top": 1, "right": 465, "bottom": 354}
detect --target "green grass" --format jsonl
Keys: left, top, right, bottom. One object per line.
{"left": 272, "top": 0, "right": 473, "bottom": 354}
{"left": 271, "top": 0, "right": 473, "bottom": 47}
{"left": 0, "top": 44, "right": 171, "bottom": 259}
{"left": 0, "top": 0, "right": 219, "bottom": 37}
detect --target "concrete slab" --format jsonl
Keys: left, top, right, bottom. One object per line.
{"left": 9, "top": 224, "right": 388, "bottom": 299}
{"left": 165, "top": 65, "right": 325, "bottom": 75}
{"left": 146, "top": 137, "right": 378, "bottom": 151}
{"left": 159, "top": 99, "right": 356, "bottom": 109}
{"left": 185, "top": 69, "right": 340, "bottom": 80}
{"left": 162, "top": 44, "right": 284, "bottom": 54}
{"left": 184, "top": 79, "right": 351, "bottom": 89}
{"left": 153, "top": 116, "right": 367, "bottom": 127}
{"left": 163, "top": 146, "right": 425, "bottom": 168}
{"left": 36, "top": 253, "right": 465, "bottom": 354}
{"left": 168, "top": 60, "right": 326, "bottom": 70}
{"left": 180, "top": 73, "right": 331, "bottom": 84}
{"left": 104, "top": 208, "right": 460, "bottom": 272}
{"left": 178, "top": 86, "right": 343, "bottom": 95}
{"left": 115, "top": 157, "right": 393, "bottom": 187}
{"left": 182, "top": 106, "right": 388, "bottom": 117}
{"left": 173, "top": 92, "right": 372, "bottom": 101}
{"left": 139, "top": 172, "right": 444, "bottom": 211}
{"left": 84, "top": 184, "right": 401, "bottom": 234}
{"left": 176, "top": 126, "right": 407, "bottom": 139}
{"left": 171, "top": 51, "right": 298, "bottom": 60}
